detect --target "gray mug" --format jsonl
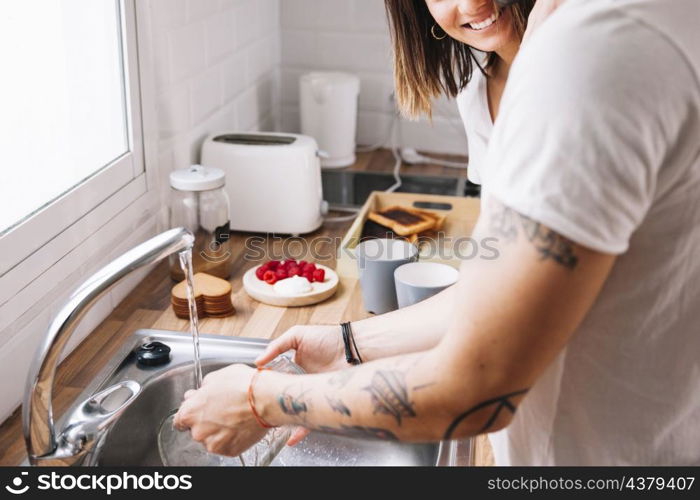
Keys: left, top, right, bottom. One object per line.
{"left": 357, "top": 238, "right": 418, "bottom": 314}
{"left": 394, "top": 262, "right": 460, "bottom": 309}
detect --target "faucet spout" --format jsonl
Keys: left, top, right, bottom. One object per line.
{"left": 23, "top": 227, "right": 194, "bottom": 465}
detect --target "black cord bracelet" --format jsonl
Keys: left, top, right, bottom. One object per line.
{"left": 340, "top": 322, "right": 363, "bottom": 365}
{"left": 340, "top": 323, "right": 354, "bottom": 364}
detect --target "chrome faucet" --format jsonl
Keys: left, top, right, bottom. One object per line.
{"left": 23, "top": 227, "right": 194, "bottom": 466}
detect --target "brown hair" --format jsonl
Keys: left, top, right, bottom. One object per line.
{"left": 384, "top": 0, "right": 534, "bottom": 119}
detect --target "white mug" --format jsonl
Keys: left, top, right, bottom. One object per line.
{"left": 357, "top": 238, "right": 419, "bottom": 314}
{"left": 394, "top": 262, "right": 459, "bottom": 308}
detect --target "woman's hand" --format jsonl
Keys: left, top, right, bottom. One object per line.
{"left": 255, "top": 324, "right": 347, "bottom": 374}
{"left": 255, "top": 324, "right": 349, "bottom": 446}
{"left": 522, "top": 0, "right": 565, "bottom": 44}
{"left": 173, "top": 364, "right": 267, "bottom": 457}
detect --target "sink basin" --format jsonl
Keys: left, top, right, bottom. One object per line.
{"left": 322, "top": 170, "right": 480, "bottom": 207}
{"left": 66, "top": 330, "right": 472, "bottom": 466}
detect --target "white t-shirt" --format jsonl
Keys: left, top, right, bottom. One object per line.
{"left": 482, "top": 0, "right": 700, "bottom": 465}
{"left": 456, "top": 56, "right": 491, "bottom": 185}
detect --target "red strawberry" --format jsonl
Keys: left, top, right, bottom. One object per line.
{"left": 255, "top": 267, "right": 266, "bottom": 280}
{"left": 303, "top": 262, "right": 316, "bottom": 273}
{"left": 263, "top": 270, "right": 277, "bottom": 285}
{"left": 297, "top": 260, "right": 308, "bottom": 269}
{"left": 302, "top": 270, "right": 314, "bottom": 283}
{"left": 312, "top": 268, "right": 325, "bottom": 283}
{"left": 275, "top": 267, "right": 288, "bottom": 280}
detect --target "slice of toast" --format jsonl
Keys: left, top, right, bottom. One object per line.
{"left": 414, "top": 209, "right": 447, "bottom": 231}
{"left": 368, "top": 205, "right": 437, "bottom": 236}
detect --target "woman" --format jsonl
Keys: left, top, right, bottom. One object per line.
{"left": 173, "top": 1, "right": 563, "bottom": 451}
{"left": 253, "top": 0, "right": 539, "bottom": 446}
{"left": 388, "top": 0, "right": 534, "bottom": 184}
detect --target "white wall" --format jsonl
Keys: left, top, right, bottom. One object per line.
{"left": 0, "top": 0, "right": 468, "bottom": 426}
{"left": 279, "top": 0, "right": 468, "bottom": 155}
{"left": 0, "top": 0, "right": 280, "bottom": 425}
{"left": 148, "top": 0, "right": 281, "bottom": 226}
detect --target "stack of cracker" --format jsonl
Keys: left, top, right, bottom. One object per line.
{"left": 171, "top": 272, "right": 235, "bottom": 319}
{"left": 365, "top": 205, "right": 446, "bottom": 244}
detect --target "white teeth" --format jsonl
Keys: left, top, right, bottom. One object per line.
{"left": 468, "top": 10, "right": 500, "bottom": 30}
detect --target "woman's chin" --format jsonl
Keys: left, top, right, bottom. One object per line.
{"left": 461, "top": 35, "right": 512, "bottom": 54}
{"left": 455, "top": 8, "right": 517, "bottom": 54}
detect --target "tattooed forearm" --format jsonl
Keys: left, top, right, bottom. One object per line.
{"left": 315, "top": 424, "right": 398, "bottom": 441}
{"left": 278, "top": 389, "right": 309, "bottom": 418}
{"left": 489, "top": 201, "right": 579, "bottom": 269}
{"left": 443, "top": 388, "right": 530, "bottom": 439}
{"left": 364, "top": 370, "right": 416, "bottom": 425}
{"left": 328, "top": 370, "right": 354, "bottom": 388}
{"left": 326, "top": 395, "right": 352, "bottom": 417}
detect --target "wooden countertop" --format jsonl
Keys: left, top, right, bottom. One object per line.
{"left": 0, "top": 150, "right": 492, "bottom": 466}
{"left": 344, "top": 149, "right": 469, "bottom": 178}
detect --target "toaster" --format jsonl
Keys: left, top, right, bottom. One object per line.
{"left": 201, "top": 132, "right": 325, "bottom": 235}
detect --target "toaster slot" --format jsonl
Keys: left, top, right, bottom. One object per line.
{"left": 213, "top": 134, "right": 297, "bottom": 146}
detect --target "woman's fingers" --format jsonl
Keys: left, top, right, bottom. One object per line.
{"left": 255, "top": 330, "right": 299, "bottom": 366}
{"left": 286, "top": 427, "right": 310, "bottom": 447}
{"left": 173, "top": 400, "right": 192, "bottom": 431}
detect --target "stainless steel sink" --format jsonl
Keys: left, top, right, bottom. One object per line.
{"left": 322, "top": 170, "right": 480, "bottom": 207}
{"left": 68, "top": 329, "right": 472, "bottom": 466}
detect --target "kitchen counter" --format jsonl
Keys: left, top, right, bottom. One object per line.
{"left": 343, "top": 148, "right": 469, "bottom": 178}
{"left": 0, "top": 150, "right": 492, "bottom": 466}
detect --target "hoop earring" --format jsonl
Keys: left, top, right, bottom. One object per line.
{"left": 431, "top": 24, "right": 447, "bottom": 40}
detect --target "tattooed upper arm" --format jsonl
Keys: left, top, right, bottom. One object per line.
{"left": 443, "top": 388, "right": 530, "bottom": 439}
{"left": 488, "top": 199, "right": 579, "bottom": 270}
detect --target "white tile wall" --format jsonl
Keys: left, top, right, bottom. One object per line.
{"left": 0, "top": 0, "right": 470, "bottom": 427}
{"left": 0, "top": 0, "right": 281, "bottom": 425}
{"left": 279, "top": 0, "right": 468, "bottom": 155}
{"left": 152, "top": 0, "right": 281, "bottom": 182}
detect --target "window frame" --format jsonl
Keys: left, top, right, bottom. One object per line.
{"left": 0, "top": 0, "right": 147, "bottom": 277}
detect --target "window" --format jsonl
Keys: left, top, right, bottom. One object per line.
{"left": 0, "top": 0, "right": 144, "bottom": 274}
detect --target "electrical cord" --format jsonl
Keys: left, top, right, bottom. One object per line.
{"left": 322, "top": 204, "right": 362, "bottom": 223}
{"left": 355, "top": 92, "right": 398, "bottom": 154}
{"left": 385, "top": 145, "right": 403, "bottom": 193}
{"left": 400, "top": 147, "right": 468, "bottom": 169}
{"left": 403, "top": 98, "right": 468, "bottom": 169}
{"left": 324, "top": 93, "right": 467, "bottom": 224}
{"left": 355, "top": 115, "right": 396, "bottom": 153}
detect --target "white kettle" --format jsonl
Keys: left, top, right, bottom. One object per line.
{"left": 300, "top": 72, "right": 360, "bottom": 168}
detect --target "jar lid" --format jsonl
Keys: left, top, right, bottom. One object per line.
{"left": 170, "top": 165, "right": 225, "bottom": 191}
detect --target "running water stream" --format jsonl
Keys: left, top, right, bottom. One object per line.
{"left": 161, "top": 249, "right": 288, "bottom": 466}
{"left": 162, "top": 249, "right": 246, "bottom": 465}
{"left": 179, "top": 250, "right": 202, "bottom": 389}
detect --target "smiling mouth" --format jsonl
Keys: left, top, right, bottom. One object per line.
{"left": 462, "top": 8, "right": 502, "bottom": 31}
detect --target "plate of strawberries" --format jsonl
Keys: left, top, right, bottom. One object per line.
{"left": 242, "top": 259, "right": 339, "bottom": 307}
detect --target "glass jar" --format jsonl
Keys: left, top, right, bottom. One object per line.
{"left": 169, "top": 165, "right": 232, "bottom": 281}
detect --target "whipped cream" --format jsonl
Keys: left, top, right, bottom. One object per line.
{"left": 272, "top": 275, "right": 313, "bottom": 296}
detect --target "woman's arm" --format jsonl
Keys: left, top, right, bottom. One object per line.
{"left": 255, "top": 284, "right": 456, "bottom": 372}
{"left": 254, "top": 347, "right": 523, "bottom": 442}
{"left": 347, "top": 283, "right": 456, "bottom": 360}
{"left": 174, "top": 197, "right": 616, "bottom": 453}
